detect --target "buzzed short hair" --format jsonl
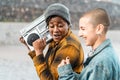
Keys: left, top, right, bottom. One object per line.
{"left": 82, "top": 8, "right": 110, "bottom": 33}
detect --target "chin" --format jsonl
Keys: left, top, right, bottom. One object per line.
{"left": 85, "top": 42, "right": 91, "bottom": 46}
{"left": 53, "top": 39, "right": 60, "bottom": 42}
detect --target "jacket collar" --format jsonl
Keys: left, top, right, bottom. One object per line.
{"left": 93, "top": 39, "right": 111, "bottom": 56}
{"left": 84, "top": 39, "right": 111, "bottom": 67}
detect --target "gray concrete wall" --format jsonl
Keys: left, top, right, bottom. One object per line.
{"left": 0, "top": 22, "right": 29, "bottom": 45}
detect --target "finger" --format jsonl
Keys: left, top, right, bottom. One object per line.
{"left": 41, "top": 38, "right": 46, "bottom": 46}
{"left": 58, "top": 59, "right": 66, "bottom": 68}
{"left": 32, "top": 39, "right": 39, "bottom": 46}
{"left": 43, "top": 37, "right": 46, "bottom": 45}
{"left": 61, "top": 59, "right": 66, "bottom": 64}
{"left": 19, "top": 36, "right": 26, "bottom": 44}
{"left": 66, "top": 56, "right": 70, "bottom": 64}
{"left": 19, "top": 36, "right": 23, "bottom": 42}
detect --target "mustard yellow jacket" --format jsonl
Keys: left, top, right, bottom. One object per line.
{"left": 28, "top": 29, "right": 84, "bottom": 80}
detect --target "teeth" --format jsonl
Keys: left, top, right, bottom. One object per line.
{"left": 54, "top": 34, "right": 59, "bottom": 36}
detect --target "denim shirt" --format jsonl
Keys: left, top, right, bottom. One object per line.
{"left": 58, "top": 39, "right": 120, "bottom": 80}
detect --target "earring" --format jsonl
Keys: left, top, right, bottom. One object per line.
{"left": 97, "top": 32, "right": 102, "bottom": 36}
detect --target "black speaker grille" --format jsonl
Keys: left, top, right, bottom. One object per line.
{"left": 27, "top": 33, "right": 39, "bottom": 46}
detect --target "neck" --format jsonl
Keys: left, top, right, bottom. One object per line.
{"left": 92, "top": 35, "right": 106, "bottom": 50}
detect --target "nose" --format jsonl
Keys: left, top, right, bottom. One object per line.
{"left": 53, "top": 26, "right": 59, "bottom": 32}
{"left": 78, "top": 30, "right": 83, "bottom": 37}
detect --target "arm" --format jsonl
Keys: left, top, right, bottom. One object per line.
{"left": 58, "top": 64, "right": 79, "bottom": 80}
{"left": 28, "top": 48, "right": 54, "bottom": 80}
{"left": 58, "top": 62, "right": 109, "bottom": 80}
{"left": 29, "top": 38, "right": 54, "bottom": 80}
{"left": 19, "top": 36, "right": 55, "bottom": 79}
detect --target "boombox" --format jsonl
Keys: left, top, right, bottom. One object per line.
{"left": 20, "top": 15, "right": 53, "bottom": 50}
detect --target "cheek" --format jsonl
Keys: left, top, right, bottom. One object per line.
{"left": 62, "top": 29, "right": 68, "bottom": 36}
{"left": 88, "top": 31, "right": 96, "bottom": 39}
{"left": 85, "top": 31, "right": 95, "bottom": 39}
{"left": 48, "top": 29, "right": 53, "bottom": 35}
{"left": 59, "top": 27, "right": 68, "bottom": 34}
{"left": 88, "top": 33, "right": 97, "bottom": 44}
{"left": 62, "top": 25, "right": 68, "bottom": 33}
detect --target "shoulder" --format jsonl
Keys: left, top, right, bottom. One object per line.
{"left": 64, "top": 32, "right": 82, "bottom": 49}
{"left": 88, "top": 50, "right": 116, "bottom": 71}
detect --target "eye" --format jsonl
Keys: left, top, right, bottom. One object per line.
{"left": 82, "top": 28, "right": 85, "bottom": 31}
{"left": 80, "top": 26, "right": 85, "bottom": 31}
{"left": 58, "top": 24, "right": 64, "bottom": 28}
{"left": 48, "top": 24, "right": 54, "bottom": 28}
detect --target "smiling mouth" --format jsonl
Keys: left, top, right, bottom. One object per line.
{"left": 53, "top": 34, "right": 61, "bottom": 38}
{"left": 82, "top": 36, "right": 86, "bottom": 40}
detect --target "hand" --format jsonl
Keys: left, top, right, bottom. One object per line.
{"left": 19, "top": 36, "right": 30, "bottom": 51}
{"left": 32, "top": 38, "right": 46, "bottom": 56}
{"left": 58, "top": 56, "right": 70, "bottom": 68}
{"left": 19, "top": 36, "right": 26, "bottom": 44}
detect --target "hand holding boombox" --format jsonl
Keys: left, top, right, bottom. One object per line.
{"left": 20, "top": 15, "right": 52, "bottom": 51}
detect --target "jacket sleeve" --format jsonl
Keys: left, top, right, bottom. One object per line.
{"left": 58, "top": 62, "right": 109, "bottom": 80}
{"left": 58, "top": 64, "right": 79, "bottom": 80}
{"left": 29, "top": 51, "right": 54, "bottom": 80}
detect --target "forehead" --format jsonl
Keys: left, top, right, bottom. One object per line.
{"left": 79, "top": 17, "right": 91, "bottom": 26}
{"left": 49, "top": 16, "right": 65, "bottom": 22}
{"left": 80, "top": 17, "right": 87, "bottom": 22}
{"left": 79, "top": 16, "right": 95, "bottom": 30}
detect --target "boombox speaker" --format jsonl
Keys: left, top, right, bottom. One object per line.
{"left": 20, "top": 15, "right": 53, "bottom": 50}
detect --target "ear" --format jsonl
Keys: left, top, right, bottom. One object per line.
{"left": 96, "top": 24, "right": 104, "bottom": 35}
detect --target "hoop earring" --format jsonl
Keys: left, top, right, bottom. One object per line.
{"left": 97, "top": 33, "right": 102, "bottom": 36}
